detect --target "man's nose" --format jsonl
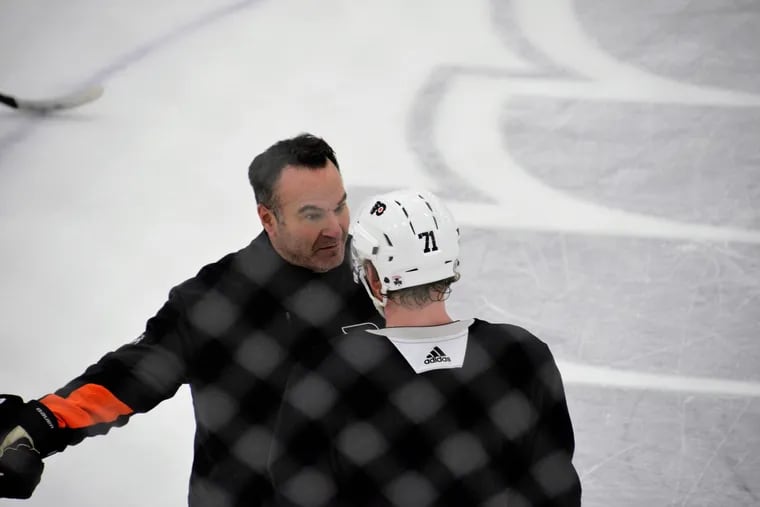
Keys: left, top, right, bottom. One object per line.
{"left": 322, "top": 212, "right": 343, "bottom": 238}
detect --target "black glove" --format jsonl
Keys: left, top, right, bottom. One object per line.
{"left": 0, "top": 394, "right": 57, "bottom": 499}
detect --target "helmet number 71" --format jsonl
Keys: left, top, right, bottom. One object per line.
{"left": 418, "top": 231, "right": 439, "bottom": 253}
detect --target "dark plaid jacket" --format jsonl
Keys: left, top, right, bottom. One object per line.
{"left": 35, "top": 232, "right": 379, "bottom": 506}
{"left": 270, "top": 319, "right": 581, "bottom": 507}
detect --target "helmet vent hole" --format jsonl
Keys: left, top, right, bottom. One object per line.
{"left": 388, "top": 256, "right": 394, "bottom": 262}
{"left": 383, "top": 234, "right": 393, "bottom": 247}
{"left": 432, "top": 215, "right": 438, "bottom": 229}
{"left": 372, "top": 246, "right": 379, "bottom": 255}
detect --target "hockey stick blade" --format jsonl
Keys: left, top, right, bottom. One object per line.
{"left": 0, "top": 85, "right": 104, "bottom": 113}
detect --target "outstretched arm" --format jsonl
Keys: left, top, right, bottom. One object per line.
{"left": 0, "top": 286, "right": 194, "bottom": 499}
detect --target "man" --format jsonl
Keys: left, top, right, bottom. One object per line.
{"left": 269, "top": 189, "right": 582, "bottom": 506}
{"left": 0, "top": 133, "right": 379, "bottom": 506}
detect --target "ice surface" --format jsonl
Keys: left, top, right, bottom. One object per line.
{"left": 1, "top": 0, "right": 758, "bottom": 505}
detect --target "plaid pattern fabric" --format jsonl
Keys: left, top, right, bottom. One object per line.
{"left": 270, "top": 320, "right": 581, "bottom": 507}
{"left": 46, "top": 232, "right": 380, "bottom": 507}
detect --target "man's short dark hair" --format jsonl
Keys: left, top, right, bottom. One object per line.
{"left": 388, "top": 276, "right": 459, "bottom": 307}
{"left": 248, "top": 133, "right": 340, "bottom": 209}
{"left": 363, "top": 262, "right": 459, "bottom": 307}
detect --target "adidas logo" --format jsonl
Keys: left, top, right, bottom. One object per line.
{"left": 424, "top": 346, "right": 451, "bottom": 364}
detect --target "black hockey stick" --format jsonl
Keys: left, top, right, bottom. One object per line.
{"left": 0, "top": 85, "right": 103, "bottom": 113}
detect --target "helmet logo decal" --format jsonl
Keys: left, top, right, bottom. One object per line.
{"left": 370, "top": 201, "right": 387, "bottom": 216}
{"left": 392, "top": 275, "right": 403, "bottom": 286}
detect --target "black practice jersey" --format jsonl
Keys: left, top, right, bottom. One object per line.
{"left": 270, "top": 319, "right": 581, "bottom": 507}
{"left": 36, "top": 232, "right": 379, "bottom": 506}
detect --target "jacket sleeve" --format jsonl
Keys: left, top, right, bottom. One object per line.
{"left": 37, "top": 285, "right": 193, "bottom": 454}
{"left": 513, "top": 341, "right": 582, "bottom": 507}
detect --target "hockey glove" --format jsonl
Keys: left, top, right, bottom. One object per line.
{"left": 0, "top": 394, "right": 57, "bottom": 499}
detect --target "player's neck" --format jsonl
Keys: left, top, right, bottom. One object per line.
{"left": 383, "top": 301, "right": 453, "bottom": 328}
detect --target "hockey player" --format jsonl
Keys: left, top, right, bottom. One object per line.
{"left": 0, "top": 133, "right": 379, "bottom": 505}
{"left": 269, "top": 189, "right": 582, "bottom": 506}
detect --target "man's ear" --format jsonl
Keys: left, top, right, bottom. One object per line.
{"left": 365, "top": 262, "right": 383, "bottom": 298}
{"left": 258, "top": 204, "right": 276, "bottom": 235}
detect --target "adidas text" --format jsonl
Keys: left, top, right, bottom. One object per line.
{"left": 424, "top": 356, "right": 451, "bottom": 364}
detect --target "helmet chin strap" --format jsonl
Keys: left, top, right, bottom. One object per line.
{"left": 359, "top": 272, "right": 388, "bottom": 318}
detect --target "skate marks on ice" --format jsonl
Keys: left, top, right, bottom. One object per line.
{"left": 406, "top": 0, "right": 760, "bottom": 243}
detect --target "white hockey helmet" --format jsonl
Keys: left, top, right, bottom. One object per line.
{"left": 350, "top": 189, "right": 460, "bottom": 313}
